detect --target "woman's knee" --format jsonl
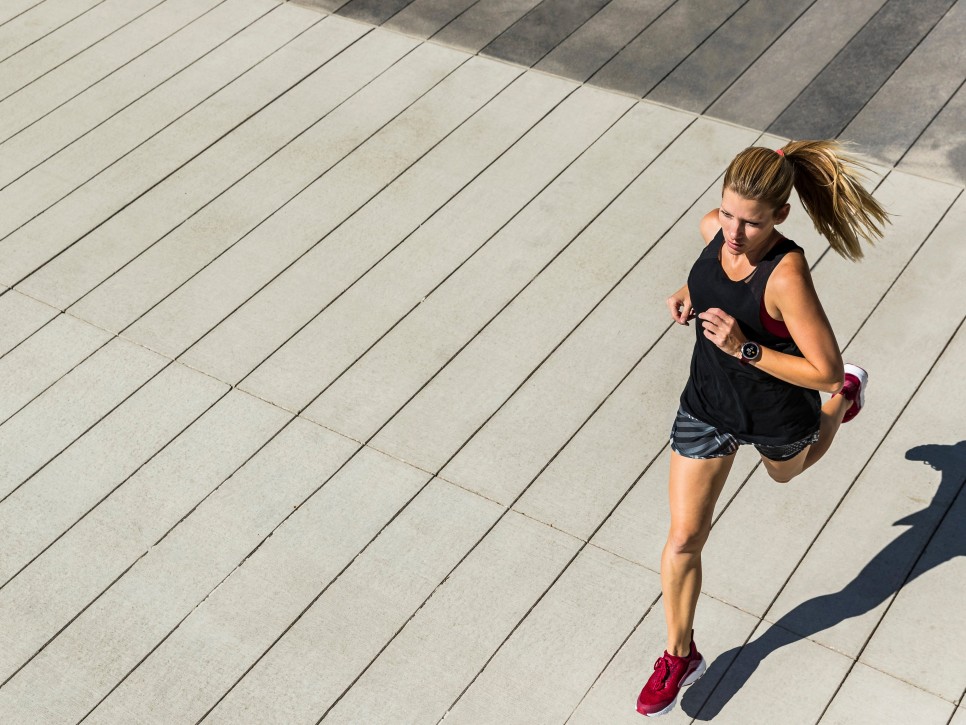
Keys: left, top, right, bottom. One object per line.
{"left": 666, "top": 525, "right": 710, "bottom": 556}
{"left": 762, "top": 458, "right": 801, "bottom": 483}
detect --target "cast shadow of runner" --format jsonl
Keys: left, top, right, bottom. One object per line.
{"left": 682, "top": 440, "right": 966, "bottom": 719}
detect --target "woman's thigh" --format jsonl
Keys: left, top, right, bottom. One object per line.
{"left": 668, "top": 450, "right": 736, "bottom": 539}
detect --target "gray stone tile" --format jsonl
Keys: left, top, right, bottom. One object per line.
{"left": 770, "top": 0, "right": 957, "bottom": 140}
{"left": 443, "top": 545, "right": 660, "bottom": 724}
{"left": 842, "top": 0, "right": 966, "bottom": 165}
{"left": 0, "top": 0, "right": 102, "bottom": 60}
{"left": 182, "top": 60, "right": 547, "bottom": 386}
{"left": 0, "top": 0, "right": 258, "bottom": 192}
{"left": 121, "top": 52, "right": 508, "bottom": 360}
{"left": 440, "top": 140, "right": 743, "bottom": 511}
{"left": 433, "top": 0, "right": 543, "bottom": 54}
{"left": 646, "top": 0, "right": 815, "bottom": 114}
{"left": 588, "top": 0, "right": 744, "bottom": 98}
{"left": 0, "top": 0, "right": 161, "bottom": 100}
{"left": 0, "top": 313, "right": 110, "bottom": 424}
{"left": 899, "top": 77, "right": 966, "bottom": 187}
{"left": 0, "top": 416, "right": 359, "bottom": 722}
{"left": 203, "top": 479, "right": 502, "bottom": 724}
{"left": 337, "top": 0, "right": 414, "bottom": 25}
{"left": 0, "top": 290, "right": 57, "bottom": 357}
{"left": 536, "top": 0, "right": 674, "bottom": 82}
{"left": 953, "top": 707, "right": 966, "bottom": 725}
{"left": 299, "top": 87, "right": 640, "bottom": 447}
{"left": 321, "top": 512, "right": 579, "bottom": 724}
{"left": 85, "top": 447, "right": 431, "bottom": 724}
{"left": 19, "top": 14, "right": 371, "bottom": 310}
{"left": 480, "top": 0, "right": 611, "bottom": 68}
{"left": 292, "top": 0, "right": 348, "bottom": 12}
{"left": 0, "top": 338, "right": 168, "bottom": 501}
{"left": 66, "top": 27, "right": 420, "bottom": 333}
{"left": 822, "top": 662, "right": 955, "bottom": 724}
{"left": 0, "top": 1, "right": 316, "bottom": 284}
{"left": 0, "top": 1, "right": 48, "bottom": 27}
{"left": 765, "top": 234, "right": 966, "bottom": 663}
{"left": 0, "top": 367, "right": 236, "bottom": 677}
{"left": 570, "top": 593, "right": 758, "bottom": 725}
{"left": 370, "top": 117, "right": 750, "bottom": 477}
{"left": 239, "top": 73, "right": 586, "bottom": 415}
{"left": 706, "top": 0, "right": 887, "bottom": 131}
{"left": 693, "top": 621, "right": 852, "bottom": 722}
{"left": 385, "top": 0, "right": 479, "bottom": 38}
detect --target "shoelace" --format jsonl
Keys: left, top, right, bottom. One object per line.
{"left": 651, "top": 656, "right": 672, "bottom": 688}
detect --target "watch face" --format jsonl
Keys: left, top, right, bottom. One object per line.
{"left": 742, "top": 342, "right": 761, "bottom": 360}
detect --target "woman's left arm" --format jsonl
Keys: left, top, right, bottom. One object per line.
{"left": 699, "top": 255, "right": 845, "bottom": 393}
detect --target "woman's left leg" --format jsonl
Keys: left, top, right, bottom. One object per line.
{"left": 761, "top": 390, "right": 852, "bottom": 483}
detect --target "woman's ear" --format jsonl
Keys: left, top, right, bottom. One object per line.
{"left": 774, "top": 203, "right": 791, "bottom": 225}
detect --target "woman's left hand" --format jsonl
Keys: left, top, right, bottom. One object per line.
{"left": 698, "top": 307, "right": 746, "bottom": 357}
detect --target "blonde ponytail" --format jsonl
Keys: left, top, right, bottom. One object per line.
{"left": 723, "top": 141, "right": 889, "bottom": 261}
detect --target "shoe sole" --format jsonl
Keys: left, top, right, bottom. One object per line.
{"left": 843, "top": 363, "right": 868, "bottom": 421}
{"left": 639, "top": 657, "right": 707, "bottom": 718}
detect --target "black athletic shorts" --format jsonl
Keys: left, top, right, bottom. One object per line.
{"left": 670, "top": 406, "right": 820, "bottom": 462}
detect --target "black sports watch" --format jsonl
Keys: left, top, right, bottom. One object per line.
{"left": 739, "top": 341, "right": 762, "bottom": 364}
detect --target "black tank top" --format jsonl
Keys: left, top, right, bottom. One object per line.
{"left": 680, "top": 229, "right": 821, "bottom": 444}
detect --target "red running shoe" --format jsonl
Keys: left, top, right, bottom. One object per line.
{"left": 835, "top": 364, "right": 868, "bottom": 423}
{"left": 636, "top": 634, "right": 706, "bottom": 718}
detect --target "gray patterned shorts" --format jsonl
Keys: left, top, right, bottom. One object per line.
{"left": 670, "top": 406, "right": 820, "bottom": 462}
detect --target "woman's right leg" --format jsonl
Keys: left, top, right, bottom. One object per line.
{"left": 662, "top": 450, "right": 735, "bottom": 656}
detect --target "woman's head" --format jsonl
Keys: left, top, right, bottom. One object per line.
{"left": 723, "top": 140, "right": 889, "bottom": 261}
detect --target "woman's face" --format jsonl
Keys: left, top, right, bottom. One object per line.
{"left": 718, "top": 188, "right": 789, "bottom": 257}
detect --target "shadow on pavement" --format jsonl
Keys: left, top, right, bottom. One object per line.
{"left": 682, "top": 440, "right": 966, "bottom": 719}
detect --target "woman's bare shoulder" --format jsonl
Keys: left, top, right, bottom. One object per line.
{"left": 699, "top": 209, "right": 720, "bottom": 245}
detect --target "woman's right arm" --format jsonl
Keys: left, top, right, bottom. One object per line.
{"left": 667, "top": 209, "right": 719, "bottom": 325}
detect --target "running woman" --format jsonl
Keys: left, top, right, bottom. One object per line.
{"left": 636, "top": 141, "right": 889, "bottom": 718}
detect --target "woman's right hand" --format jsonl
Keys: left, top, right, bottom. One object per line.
{"left": 667, "top": 284, "right": 694, "bottom": 325}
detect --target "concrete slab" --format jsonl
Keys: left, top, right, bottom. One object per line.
{"left": 337, "top": 0, "right": 413, "bottom": 25}
{"left": 899, "top": 76, "right": 966, "bottom": 187}
{"left": 293, "top": 87, "right": 635, "bottom": 431}
{"left": 0, "top": 1, "right": 49, "bottom": 27}
{"left": 121, "top": 50, "right": 503, "bottom": 359}
{"left": 0, "top": 338, "right": 167, "bottom": 501}
{"left": 0, "top": 3, "right": 322, "bottom": 285}
{"left": 0, "top": 290, "right": 57, "bottom": 358}
{"left": 0, "top": 416, "right": 358, "bottom": 722}
{"left": 370, "top": 118, "right": 753, "bottom": 476}
{"left": 535, "top": 0, "right": 674, "bottom": 83}
{"left": 442, "top": 168, "right": 728, "bottom": 513}
{"left": 647, "top": 0, "right": 813, "bottom": 114}
{"left": 769, "top": 0, "right": 957, "bottom": 140}
{"left": 385, "top": 0, "right": 479, "bottom": 39}
{"left": 0, "top": 366, "right": 234, "bottom": 676}
{"left": 0, "top": 312, "right": 110, "bottom": 424}
{"left": 842, "top": 0, "right": 966, "bottom": 166}
{"left": 0, "top": 0, "right": 256, "bottom": 189}
{"left": 318, "top": 512, "right": 579, "bottom": 724}
{"left": 182, "top": 62, "right": 555, "bottom": 386}
{"left": 84, "top": 447, "right": 431, "bottom": 724}
{"left": 201, "top": 479, "right": 503, "bottom": 724}
{"left": 0, "top": 0, "right": 102, "bottom": 61}
{"left": 0, "top": 390, "right": 286, "bottom": 690}
{"left": 569, "top": 593, "right": 758, "bottom": 725}
{"left": 588, "top": 0, "right": 744, "bottom": 98}
{"left": 706, "top": 0, "right": 887, "bottom": 130}
{"left": 693, "top": 621, "right": 854, "bottom": 722}
{"left": 65, "top": 27, "right": 422, "bottom": 332}
{"left": 433, "top": 0, "right": 543, "bottom": 54}
{"left": 480, "top": 0, "right": 611, "bottom": 69}
{"left": 441, "top": 545, "right": 661, "bottom": 724}
{"left": 765, "top": 233, "right": 966, "bottom": 661}
{"left": 821, "top": 662, "right": 955, "bottom": 724}
{"left": 18, "top": 13, "right": 371, "bottom": 309}
{"left": 0, "top": 0, "right": 162, "bottom": 101}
